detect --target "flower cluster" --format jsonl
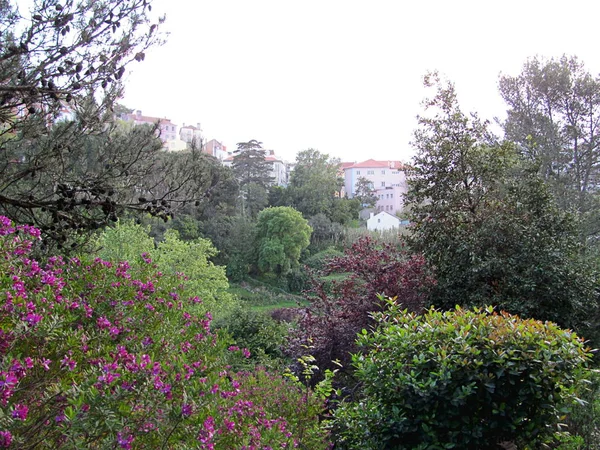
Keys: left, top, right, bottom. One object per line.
{"left": 0, "top": 217, "right": 330, "bottom": 448}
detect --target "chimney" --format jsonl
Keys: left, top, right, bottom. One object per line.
{"left": 370, "top": 212, "right": 374, "bottom": 219}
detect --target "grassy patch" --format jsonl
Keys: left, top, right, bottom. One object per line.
{"left": 228, "top": 280, "right": 306, "bottom": 312}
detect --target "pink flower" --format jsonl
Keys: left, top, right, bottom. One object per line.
{"left": 181, "top": 403, "right": 193, "bottom": 417}
{"left": 117, "top": 432, "right": 134, "bottom": 449}
{"left": 224, "top": 420, "right": 235, "bottom": 432}
{"left": 41, "top": 358, "right": 51, "bottom": 371}
{"left": 60, "top": 356, "right": 76, "bottom": 371}
{"left": 97, "top": 316, "right": 111, "bottom": 329}
{"left": 25, "top": 312, "right": 42, "bottom": 325}
{"left": 12, "top": 403, "right": 28, "bottom": 421}
{"left": 0, "top": 431, "right": 12, "bottom": 447}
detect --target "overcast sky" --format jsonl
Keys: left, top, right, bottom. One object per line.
{"left": 122, "top": 0, "right": 600, "bottom": 163}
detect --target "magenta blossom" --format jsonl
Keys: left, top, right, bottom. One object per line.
{"left": 12, "top": 403, "right": 28, "bottom": 421}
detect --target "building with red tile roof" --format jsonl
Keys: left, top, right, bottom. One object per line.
{"left": 121, "top": 110, "right": 178, "bottom": 143}
{"left": 343, "top": 159, "right": 408, "bottom": 215}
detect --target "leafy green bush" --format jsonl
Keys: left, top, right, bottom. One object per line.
{"left": 212, "top": 306, "right": 289, "bottom": 365}
{"left": 333, "top": 301, "right": 592, "bottom": 449}
{"left": 304, "top": 247, "right": 344, "bottom": 271}
{"left": 286, "top": 268, "right": 309, "bottom": 293}
{"left": 95, "top": 221, "right": 237, "bottom": 318}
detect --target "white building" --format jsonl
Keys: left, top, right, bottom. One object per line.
{"left": 121, "top": 110, "right": 178, "bottom": 143}
{"left": 367, "top": 211, "right": 403, "bottom": 231}
{"left": 179, "top": 123, "right": 203, "bottom": 145}
{"left": 204, "top": 139, "right": 229, "bottom": 161}
{"left": 343, "top": 159, "right": 407, "bottom": 215}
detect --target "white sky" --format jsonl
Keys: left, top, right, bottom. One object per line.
{"left": 122, "top": 0, "right": 600, "bottom": 164}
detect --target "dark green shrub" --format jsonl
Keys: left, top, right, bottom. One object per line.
{"left": 212, "top": 306, "right": 289, "bottom": 364}
{"left": 286, "top": 268, "right": 309, "bottom": 293}
{"left": 333, "top": 301, "right": 592, "bottom": 449}
{"left": 304, "top": 247, "right": 344, "bottom": 271}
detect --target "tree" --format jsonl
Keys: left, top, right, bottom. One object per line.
{"left": 289, "top": 237, "right": 432, "bottom": 378}
{"left": 406, "top": 73, "right": 598, "bottom": 335}
{"left": 307, "top": 213, "right": 344, "bottom": 253}
{"left": 240, "top": 182, "right": 269, "bottom": 218}
{"left": 231, "top": 140, "right": 273, "bottom": 188}
{"left": 0, "top": 0, "right": 218, "bottom": 245}
{"left": 287, "top": 149, "right": 343, "bottom": 218}
{"left": 499, "top": 56, "right": 600, "bottom": 240}
{"left": 255, "top": 206, "right": 311, "bottom": 275}
{"left": 95, "top": 221, "right": 236, "bottom": 318}
{"left": 353, "top": 176, "right": 377, "bottom": 208}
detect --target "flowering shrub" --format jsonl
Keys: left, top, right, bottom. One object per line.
{"left": 0, "top": 217, "right": 329, "bottom": 448}
{"left": 95, "top": 221, "right": 237, "bottom": 319}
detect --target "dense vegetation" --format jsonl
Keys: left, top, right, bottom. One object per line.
{"left": 2, "top": 0, "right": 600, "bottom": 447}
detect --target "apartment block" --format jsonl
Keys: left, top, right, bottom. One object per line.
{"left": 343, "top": 159, "right": 407, "bottom": 215}
{"left": 121, "top": 110, "right": 178, "bottom": 143}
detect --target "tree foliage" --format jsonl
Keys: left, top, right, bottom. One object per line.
{"left": 255, "top": 206, "right": 311, "bottom": 275}
{"left": 231, "top": 140, "right": 273, "bottom": 188}
{"left": 0, "top": 1, "right": 219, "bottom": 245}
{"left": 499, "top": 55, "right": 600, "bottom": 241}
{"left": 95, "top": 221, "right": 236, "bottom": 317}
{"left": 289, "top": 237, "right": 433, "bottom": 378}
{"left": 333, "top": 303, "right": 592, "bottom": 449}
{"left": 286, "top": 149, "right": 343, "bottom": 218}
{"left": 406, "top": 73, "right": 598, "bottom": 336}
{"left": 353, "top": 176, "right": 377, "bottom": 208}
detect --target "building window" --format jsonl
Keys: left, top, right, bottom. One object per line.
{"left": 381, "top": 182, "right": 385, "bottom": 187}
{"left": 390, "top": 193, "right": 394, "bottom": 198}
{"left": 367, "top": 170, "right": 374, "bottom": 175}
{"left": 381, "top": 170, "right": 386, "bottom": 174}
{"left": 356, "top": 170, "right": 360, "bottom": 175}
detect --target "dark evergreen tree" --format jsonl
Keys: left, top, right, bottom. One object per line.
{"left": 231, "top": 140, "right": 274, "bottom": 188}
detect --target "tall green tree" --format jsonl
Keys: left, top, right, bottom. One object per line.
{"left": 231, "top": 140, "right": 273, "bottom": 188}
{"left": 287, "top": 149, "right": 343, "bottom": 218}
{"left": 353, "top": 176, "right": 378, "bottom": 208}
{"left": 499, "top": 55, "right": 600, "bottom": 240}
{"left": 406, "top": 73, "right": 598, "bottom": 335}
{"left": 232, "top": 140, "right": 273, "bottom": 218}
{"left": 255, "top": 206, "right": 311, "bottom": 275}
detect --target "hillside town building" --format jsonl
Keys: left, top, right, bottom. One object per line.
{"left": 343, "top": 159, "right": 408, "bottom": 215}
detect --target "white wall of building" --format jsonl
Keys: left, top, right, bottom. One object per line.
{"left": 367, "top": 211, "right": 402, "bottom": 231}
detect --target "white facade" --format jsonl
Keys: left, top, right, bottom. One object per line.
{"left": 121, "top": 110, "right": 178, "bottom": 143}
{"left": 367, "top": 211, "right": 402, "bottom": 231}
{"left": 266, "top": 155, "right": 287, "bottom": 186}
{"left": 204, "top": 139, "right": 228, "bottom": 160}
{"left": 179, "top": 123, "right": 203, "bottom": 145}
{"left": 344, "top": 159, "right": 407, "bottom": 215}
